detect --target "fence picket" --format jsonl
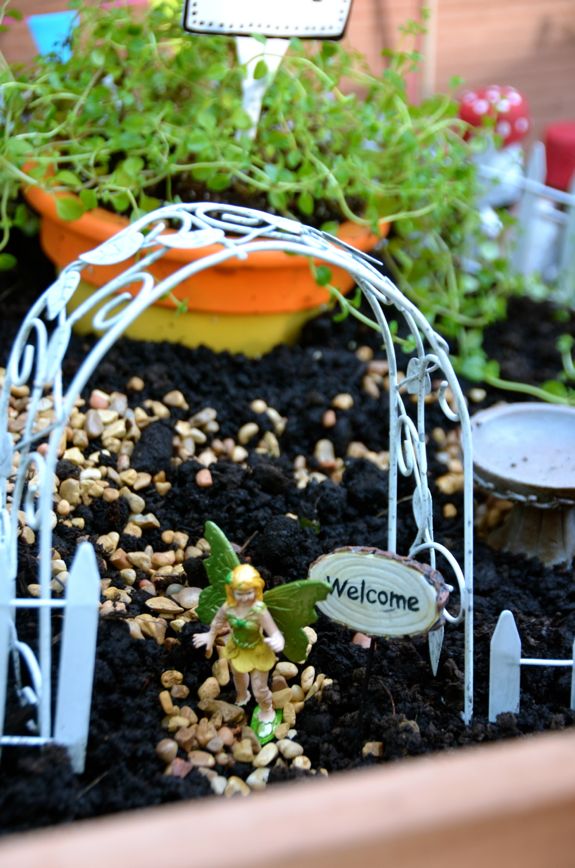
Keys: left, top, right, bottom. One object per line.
{"left": 557, "top": 175, "right": 575, "bottom": 305}
{"left": 511, "top": 142, "right": 547, "bottom": 274}
{"left": 53, "top": 543, "right": 101, "bottom": 772}
{"left": 489, "top": 610, "right": 521, "bottom": 722}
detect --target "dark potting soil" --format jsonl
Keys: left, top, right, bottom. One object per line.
{"left": 0, "top": 245, "right": 574, "bottom": 837}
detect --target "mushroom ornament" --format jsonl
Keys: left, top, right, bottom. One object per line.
{"left": 459, "top": 85, "right": 530, "bottom": 209}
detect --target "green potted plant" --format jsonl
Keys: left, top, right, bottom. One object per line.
{"left": 0, "top": 0, "right": 478, "bottom": 354}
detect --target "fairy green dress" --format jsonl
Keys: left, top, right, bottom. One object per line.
{"left": 222, "top": 601, "right": 276, "bottom": 673}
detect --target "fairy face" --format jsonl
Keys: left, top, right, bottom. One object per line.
{"left": 232, "top": 586, "right": 257, "bottom": 606}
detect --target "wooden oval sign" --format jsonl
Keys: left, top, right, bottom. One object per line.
{"left": 308, "top": 548, "right": 450, "bottom": 638}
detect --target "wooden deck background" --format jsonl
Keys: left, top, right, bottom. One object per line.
{"left": 2, "top": 0, "right": 575, "bottom": 143}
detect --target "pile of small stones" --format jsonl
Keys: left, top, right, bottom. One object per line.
{"left": 155, "top": 638, "right": 334, "bottom": 797}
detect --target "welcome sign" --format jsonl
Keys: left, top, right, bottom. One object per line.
{"left": 182, "top": 0, "right": 353, "bottom": 39}
{"left": 309, "top": 548, "right": 450, "bottom": 638}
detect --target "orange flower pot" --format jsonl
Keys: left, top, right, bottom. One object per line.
{"left": 24, "top": 183, "right": 389, "bottom": 355}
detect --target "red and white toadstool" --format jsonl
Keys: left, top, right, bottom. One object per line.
{"left": 458, "top": 85, "right": 530, "bottom": 147}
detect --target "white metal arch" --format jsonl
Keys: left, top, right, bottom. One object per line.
{"left": 0, "top": 203, "right": 475, "bottom": 772}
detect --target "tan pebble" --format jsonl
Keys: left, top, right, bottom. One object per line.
{"left": 300, "top": 666, "right": 315, "bottom": 692}
{"left": 332, "top": 392, "right": 354, "bottom": 411}
{"left": 277, "top": 739, "right": 304, "bottom": 760}
{"left": 161, "top": 669, "right": 184, "bottom": 689}
{"left": 231, "top": 445, "right": 248, "bottom": 463}
{"left": 290, "top": 684, "right": 305, "bottom": 703}
{"left": 305, "top": 682, "right": 320, "bottom": 701}
{"left": 21, "top": 527, "right": 36, "bottom": 545}
{"left": 198, "top": 677, "right": 220, "bottom": 701}
{"left": 232, "top": 738, "right": 254, "bottom": 763}
{"left": 122, "top": 491, "right": 146, "bottom": 514}
{"left": 356, "top": 345, "right": 374, "bottom": 362}
{"left": 138, "top": 579, "right": 156, "bottom": 596}
{"left": 127, "top": 376, "right": 144, "bottom": 391}
{"left": 206, "top": 735, "right": 225, "bottom": 754}
{"left": 56, "top": 499, "right": 71, "bottom": 517}
{"left": 215, "top": 751, "right": 233, "bottom": 767}
{"left": 271, "top": 674, "right": 288, "bottom": 693}
{"left": 132, "top": 472, "right": 152, "bottom": 491}
{"left": 119, "top": 568, "right": 136, "bottom": 585}
{"left": 89, "top": 389, "right": 110, "bottom": 409}
{"left": 313, "top": 439, "right": 336, "bottom": 470}
{"left": 362, "top": 741, "right": 384, "bottom": 758}
{"left": 165, "top": 758, "right": 193, "bottom": 778}
{"left": 240, "top": 726, "right": 261, "bottom": 754}
{"left": 210, "top": 775, "right": 228, "bottom": 796}
{"left": 250, "top": 399, "right": 267, "bottom": 414}
{"left": 159, "top": 690, "right": 175, "bottom": 715}
{"left": 224, "top": 776, "right": 250, "bottom": 798}
{"left": 283, "top": 702, "right": 296, "bottom": 727}
{"left": 469, "top": 387, "right": 486, "bottom": 403}
{"left": 156, "top": 738, "right": 178, "bottom": 764}
{"left": 127, "top": 551, "right": 152, "bottom": 572}
{"left": 292, "top": 755, "right": 312, "bottom": 771}
{"left": 252, "top": 742, "right": 278, "bottom": 768}
{"left": 195, "top": 469, "right": 213, "bottom": 488}
{"left": 155, "top": 481, "right": 172, "bottom": 496}
{"left": 435, "top": 473, "right": 463, "bottom": 495}
{"left": 62, "top": 447, "right": 85, "bottom": 466}
{"left": 303, "top": 626, "right": 317, "bottom": 645}
{"left": 126, "top": 619, "right": 145, "bottom": 640}
{"left": 151, "top": 550, "right": 176, "bottom": 569}
{"left": 275, "top": 662, "right": 299, "bottom": 680}
{"left": 271, "top": 688, "right": 292, "bottom": 709}
{"left": 170, "top": 587, "right": 201, "bottom": 610}
{"left": 293, "top": 701, "right": 305, "bottom": 713}
{"left": 163, "top": 390, "right": 189, "bottom": 409}
{"left": 218, "top": 726, "right": 235, "bottom": 747}
{"left": 274, "top": 722, "right": 291, "bottom": 740}
{"left": 443, "top": 503, "right": 458, "bottom": 519}
{"left": 362, "top": 375, "right": 380, "bottom": 399}
{"left": 195, "top": 701, "right": 242, "bottom": 727}
{"left": 174, "top": 726, "right": 197, "bottom": 751}
{"left": 322, "top": 409, "right": 337, "bottom": 428}
{"left": 138, "top": 617, "right": 167, "bottom": 644}
{"left": 212, "top": 657, "right": 230, "bottom": 686}
{"left": 258, "top": 431, "right": 280, "bottom": 457}
{"left": 188, "top": 750, "right": 215, "bottom": 769}
{"left": 171, "top": 684, "right": 190, "bottom": 700}
{"left": 238, "top": 422, "right": 259, "bottom": 445}
{"left": 96, "top": 532, "right": 120, "bottom": 555}
{"left": 146, "top": 597, "right": 183, "bottom": 615}
{"left": 246, "top": 767, "right": 270, "bottom": 790}
{"left": 103, "top": 487, "right": 120, "bottom": 503}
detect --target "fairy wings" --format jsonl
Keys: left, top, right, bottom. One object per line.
{"left": 196, "top": 521, "right": 330, "bottom": 663}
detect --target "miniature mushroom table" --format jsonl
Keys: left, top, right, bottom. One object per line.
{"left": 472, "top": 403, "right": 575, "bottom": 566}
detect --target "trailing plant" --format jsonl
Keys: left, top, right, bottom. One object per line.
{"left": 0, "top": 0, "right": 571, "bottom": 403}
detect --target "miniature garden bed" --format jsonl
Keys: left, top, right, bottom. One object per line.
{"left": 0, "top": 236, "right": 574, "bottom": 838}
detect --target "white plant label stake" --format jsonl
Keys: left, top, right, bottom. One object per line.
{"left": 182, "top": 1, "right": 354, "bottom": 139}
{"left": 309, "top": 548, "right": 450, "bottom": 638}
{"left": 235, "top": 37, "right": 289, "bottom": 139}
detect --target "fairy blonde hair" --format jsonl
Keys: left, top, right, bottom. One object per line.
{"left": 225, "top": 564, "right": 265, "bottom": 605}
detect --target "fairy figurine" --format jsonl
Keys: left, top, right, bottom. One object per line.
{"left": 192, "top": 521, "right": 330, "bottom": 742}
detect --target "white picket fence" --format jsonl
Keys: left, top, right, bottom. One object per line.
{"left": 489, "top": 609, "right": 575, "bottom": 721}
{"left": 0, "top": 543, "right": 100, "bottom": 772}
{"left": 479, "top": 141, "right": 575, "bottom": 306}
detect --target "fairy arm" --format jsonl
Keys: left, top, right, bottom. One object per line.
{"left": 193, "top": 604, "right": 227, "bottom": 655}
{"left": 261, "top": 606, "right": 285, "bottom": 654}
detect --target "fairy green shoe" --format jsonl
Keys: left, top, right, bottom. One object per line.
{"left": 251, "top": 707, "right": 283, "bottom": 745}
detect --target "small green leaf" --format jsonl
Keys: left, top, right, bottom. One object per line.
{"left": 56, "top": 197, "right": 85, "bottom": 221}
{"left": 54, "top": 170, "right": 82, "bottom": 187}
{"left": 0, "top": 253, "right": 17, "bottom": 271}
{"left": 253, "top": 60, "right": 268, "bottom": 80}
{"left": 79, "top": 189, "right": 99, "bottom": 211}
{"left": 314, "top": 265, "right": 332, "bottom": 287}
{"left": 297, "top": 191, "right": 314, "bottom": 216}
{"left": 542, "top": 380, "right": 569, "bottom": 398}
